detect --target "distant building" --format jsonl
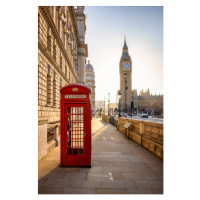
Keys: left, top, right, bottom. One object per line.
{"left": 95, "top": 100, "right": 104, "bottom": 116}
{"left": 132, "top": 88, "right": 163, "bottom": 115}
{"left": 95, "top": 100, "right": 104, "bottom": 111}
{"left": 109, "top": 103, "right": 117, "bottom": 114}
{"left": 86, "top": 60, "right": 96, "bottom": 116}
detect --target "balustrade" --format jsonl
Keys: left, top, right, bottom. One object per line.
{"left": 102, "top": 115, "right": 163, "bottom": 159}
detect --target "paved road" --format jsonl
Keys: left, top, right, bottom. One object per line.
{"left": 38, "top": 118, "right": 163, "bottom": 194}
{"left": 119, "top": 115, "right": 164, "bottom": 123}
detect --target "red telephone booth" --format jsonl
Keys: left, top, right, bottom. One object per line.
{"left": 60, "top": 83, "right": 91, "bottom": 167}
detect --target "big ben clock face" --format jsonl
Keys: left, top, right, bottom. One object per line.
{"left": 123, "top": 63, "right": 129, "bottom": 70}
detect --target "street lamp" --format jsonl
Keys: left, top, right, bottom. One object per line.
{"left": 124, "top": 73, "right": 128, "bottom": 115}
{"left": 131, "top": 101, "right": 134, "bottom": 117}
{"left": 108, "top": 92, "right": 110, "bottom": 115}
{"left": 117, "top": 90, "right": 121, "bottom": 117}
{"left": 104, "top": 96, "right": 105, "bottom": 114}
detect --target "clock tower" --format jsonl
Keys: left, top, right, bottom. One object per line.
{"left": 119, "top": 37, "right": 132, "bottom": 113}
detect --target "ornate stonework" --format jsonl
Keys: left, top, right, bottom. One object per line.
{"left": 38, "top": 6, "right": 88, "bottom": 161}
{"left": 119, "top": 38, "right": 132, "bottom": 113}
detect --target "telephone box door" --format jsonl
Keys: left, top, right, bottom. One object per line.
{"left": 63, "top": 103, "right": 87, "bottom": 166}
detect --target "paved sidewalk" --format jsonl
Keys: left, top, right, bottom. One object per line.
{"left": 38, "top": 118, "right": 163, "bottom": 194}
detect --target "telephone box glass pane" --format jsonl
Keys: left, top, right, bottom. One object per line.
{"left": 67, "top": 147, "right": 72, "bottom": 155}
{"left": 66, "top": 106, "right": 84, "bottom": 155}
{"left": 79, "top": 148, "right": 83, "bottom": 154}
{"left": 67, "top": 139, "right": 71, "bottom": 147}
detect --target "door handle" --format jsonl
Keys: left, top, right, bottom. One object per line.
{"left": 84, "top": 133, "right": 86, "bottom": 136}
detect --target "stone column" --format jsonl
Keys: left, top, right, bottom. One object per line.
{"left": 139, "top": 121, "right": 144, "bottom": 135}
{"left": 77, "top": 51, "right": 86, "bottom": 84}
{"left": 38, "top": 118, "right": 48, "bottom": 161}
{"left": 76, "top": 6, "right": 87, "bottom": 84}
{"left": 76, "top": 6, "right": 85, "bottom": 44}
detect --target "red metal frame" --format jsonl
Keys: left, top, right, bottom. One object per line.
{"left": 60, "top": 84, "right": 91, "bottom": 167}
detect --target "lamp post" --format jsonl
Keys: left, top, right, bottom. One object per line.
{"left": 131, "top": 101, "right": 134, "bottom": 117}
{"left": 118, "top": 90, "right": 121, "bottom": 118}
{"left": 108, "top": 92, "right": 110, "bottom": 115}
{"left": 104, "top": 96, "right": 105, "bottom": 114}
{"left": 124, "top": 73, "right": 127, "bottom": 115}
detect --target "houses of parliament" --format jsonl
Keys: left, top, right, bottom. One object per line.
{"left": 118, "top": 38, "right": 163, "bottom": 115}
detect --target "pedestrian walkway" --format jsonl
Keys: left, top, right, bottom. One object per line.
{"left": 38, "top": 118, "right": 163, "bottom": 194}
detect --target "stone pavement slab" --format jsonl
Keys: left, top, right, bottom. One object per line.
{"left": 62, "top": 188, "right": 95, "bottom": 194}
{"left": 38, "top": 118, "right": 163, "bottom": 194}
{"left": 68, "top": 179, "right": 102, "bottom": 188}
{"left": 95, "top": 188, "right": 129, "bottom": 194}
{"left": 86, "top": 172, "right": 113, "bottom": 182}
{"left": 38, "top": 187, "right": 64, "bottom": 194}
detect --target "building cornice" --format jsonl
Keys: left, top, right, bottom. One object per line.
{"left": 40, "top": 6, "right": 78, "bottom": 82}
{"left": 79, "top": 43, "right": 88, "bottom": 57}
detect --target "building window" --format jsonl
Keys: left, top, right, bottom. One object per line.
{"left": 47, "top": 127, "right": 55, "bottom": 143}
{"left": 53, "top": 38, "right": 56, "bottom": 61}
{"left": 47, "top": 64, "right": 50, "bottom": 74}
{"left": 60, "top": 54, "right": 62, "bottom": 70}
{"left": 53, "top": 71, "right": 56, "bottom": 79}
{"left": 47, "top": 64, "right": 52, "bottom": 106}
{"left": 47, "top": 26, "right": 51, "bottom": 53}
{"left": 53, "top": 71, "right": 56, "bottom": 107}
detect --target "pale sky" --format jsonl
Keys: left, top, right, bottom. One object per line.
{"left": 85, "top": 6, "right": 163, "bottom": 103}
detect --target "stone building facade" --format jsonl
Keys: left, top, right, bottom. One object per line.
{"left": 132, "top": 88, "right": 163, "bottom": 115}
{"left": 38, "top": 6, "right": 88, "bottom": 161}
{"left": 119, "top": 38, "right": 132, "bottom": 113}
{"left": 86, "top": 61, "right": 96, "bottom": 116}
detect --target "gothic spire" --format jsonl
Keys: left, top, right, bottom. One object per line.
{"left": 123, "top": 35, "right": 128, "bottom": 49}
{"left": 121, "top": 36, "right": 130, "bottom": 59}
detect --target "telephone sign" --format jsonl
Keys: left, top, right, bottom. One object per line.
{"left": 60, "top": 83, "right": 92, "bottom": 167}
{"left": 65, "top": 95, "right": 86, "bottom": 98}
